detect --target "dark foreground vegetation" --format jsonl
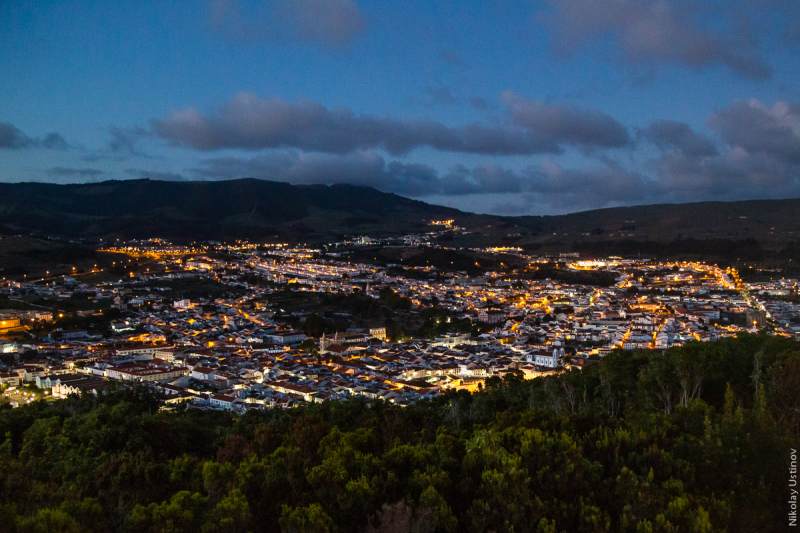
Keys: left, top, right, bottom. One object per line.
{"left": 1, "top": 334, "right": 798, "bottom": 532}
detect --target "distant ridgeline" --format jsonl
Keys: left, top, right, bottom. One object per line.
{"left": 0, "top": 179, "right": 462, "bottom": 241}
{"left": 0, "top": 333, "right": 797, "bottom": 532}
{"left": 2, "top": 180, "right": 800, "bottom": 259}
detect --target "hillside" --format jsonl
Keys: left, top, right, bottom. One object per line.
{"left": 2, "top": 180, "right": 800, "bottom": 263}
{"left": 0, "top": 335, "right": 796, "bottom": 532}
{"left": 512, "top": 198, "right": 800, "bottom": 244}
{"left": 0, "top": 179, "right": 466, "bottom": 241}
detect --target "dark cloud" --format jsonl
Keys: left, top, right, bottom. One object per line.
{"left": 424, "top": 161, "right": 649, "bottom": 210}
{"left": 708, "top": 99, "right": 800, "bottom": 164}
{"left": 47, "top": 167, "right": 107, "bottom": 182}
{"left": 191, "top": 149, "right": 440, "bottom": 197}
{"left": 426, "top": 86, "right": 458, "bottom": 106}
{"left": 79, "top": 126, "right": 151, "bottom": 162}
{"left": 488, "top": 201, "right": 532, "bottom": 215}
{"left": 124, "top": 169, "right": 188, "bottom": 181}
{"left": 639, "top": 120, "right": 718, "bottom": 157}
{"left": 643, "top": 101, "right": 800, "bottom": 202}
{"left": 502, "top": 91, "right": 631, "bottom": 149}
{"left": 208, "top": 0, "right": 366, "bottom": 46}
{"left": 0, "top": 123, "right": 34, "bottom": 149}
{"left": 653, "top": 149, "right": 799, "bottom": 202}
{"left": 625, "top": 98, "right": 800, "bottom": 204}
{"left": 108, "top": 125, "right": 149, "bottom": 156}
{"left": 470, "top": 97, "right": 490, "bottom": 111}
{"left": 153, "top": 92, "right": 630, "bottom": 155}
{"left": 190, "top": 149, "right": 649, "bottom": 209}
{"left": 170, "top": 107, "right": 799, "bottom": 210}
{"left": 495, "top": 162, "right": 650, "bottom": 210}
{"left": 152, "top": 93, "right": 547, "bottom": 155}
{"left": 0, "top": 122, "right": 69, "bottom": 150}
{"left": 41, "top": 133, "right": 69, "bottom": 150}
{"left": 543, "top": 0, "right": 775, "bottom": 80}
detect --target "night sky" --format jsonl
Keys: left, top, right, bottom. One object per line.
{"left": 2, "top": 0, "right": 799, "bottom": 215}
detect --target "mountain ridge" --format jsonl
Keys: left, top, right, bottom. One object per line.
{"left": 1, "top": 179, "right": 800, "bottom": 251}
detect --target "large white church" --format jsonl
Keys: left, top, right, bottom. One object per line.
{"left": 526, "top": 347, "right": 564, "bottom": 368}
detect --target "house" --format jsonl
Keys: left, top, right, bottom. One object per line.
{"left": 478, "top": 310, "right": 506, "bottom": 324}
{"left": 36, "top": 373, "right": 87, "bottom": 390}
{"left": 111, "top": 321, "right": 135, "bottom": 333}
{"left": 623, "top": 332, "right": 653, "bottom": 350}
{"left": 0, "top": 338, "right": 18, "bottom": 353}
{"left": 0, "top": 371, "right": 20, "bottom": 387}
{"left": 52, "top": 377, "right": 107, "bottom": 398}
{"left": 61, "top": 329, "right": 89, "bottom": 340}
{"left": 106, "top": 366, "right": 188, "bottom": 382}
{"left": 369, "top": 328, "right": 387, "bottom": 341}
{"left": 209, "top": 393, "right": 236, "bottom": 410}
{"left": 191, "top": 366, "right": 217, "bottom": 381}
{"left": 23, "top": 367, "right": 47, "bottom": 382}
{"left": 173, "top": 299, "right": 194, "bottom": 310}
{"left": 30, "top": 311, "right": 52, "bottom": 322}
{"left": 117, "top": 344, "right": 172, "bottom": 360}
{"left": 0, "top": 318, "right": 21, "bottom": 332}
{"left": 267, "top": 331, "right": 307, "bottom": 345}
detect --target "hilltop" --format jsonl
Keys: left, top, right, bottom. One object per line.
{"left": 0, "top": 179, "right": 466, "bottom": 241}
{"left": 513, "top": 198, "right": 800, "bottom": 244}
{"left": 1, "top": 179, "right": 800, "bottom": 264}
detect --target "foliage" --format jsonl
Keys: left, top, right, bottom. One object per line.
{"left": 0, "top": 334, "right": 797, "bottom": 532}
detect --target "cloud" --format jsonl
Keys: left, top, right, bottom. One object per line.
{"left": 619, "top": 98, "right": 800, "bottom": 204}
{"left": 708, "top": 98, "right": 800, "bottom": 164}
{"left": 518, "top": 163, "right": 650, "bottom": 211}
{"left": 644, "top": 100, "right": 800, "bottom": 202}
{"left": 191, "top": 149, "right": 440, "bottom": 197}
{"left": 208, "top": 0, "right": 366, "bottom": 46}
{"left": 502, "top": 91, "right": 630, "bottom": 149}
{"left": 426, "top": 86, "right": 458, "bottom": 106}
{"left": 639, "top": 120, "right": 718, "bottom": 157}
{"left": 46, "top": 167, "right": 107, "bottom": 182}
{"left": 80, "top": 126, "right": 152, "bottom": 162}
{"left": 0, "top": 123, "right": 33, "bottom": 149}
{"left": 0, "top": 122, "right": 69, "bottom": 150}
{"left": 124, "top": 169, "right": 188, "bottom": 181}
{"left": 470, "top": 97, "right": 490, "bottom": 111}
{"left": 438, "top": 161, "right": 649, "bottom": 210}
{"left": 108, "top": 125, "right": 149, "bottom": 156}
{"left": 190, "top": 149, "right": 650, "bottom": 209}
{"left": 653, "top": 148, "right": 799, "bottom": 202}
{"left": 41, "top": 133, "right": 69, "bottom": 150}
{"left": 152, "top": 92, "right": 630, "bottom": 155}
{"left": 543, "top": 0, "right": 775, "bottom": 80}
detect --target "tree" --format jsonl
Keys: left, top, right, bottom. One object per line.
{"left": 640, "top": 352, "right": 676, "bottom": 414}
{"left": 201, "top": 490, "right": 251, "bottom": 533}
{"left": 672, "top": 346, "right": 710, "bottom": 407}
{"left": 280, "top": 503, "right": 336, "bottom": 533}
{"left": 302, "top": 314, "right": 327, "bottom": 338}
{"left": 125, "top": 491, "right": 208, "bottom": 533}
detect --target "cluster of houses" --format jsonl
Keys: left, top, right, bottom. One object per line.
{"left": 1, "top": 240, "right": 791, "bottom": 412}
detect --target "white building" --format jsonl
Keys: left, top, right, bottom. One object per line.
{"left": 0, "top": 338, "right": 18, "bottom": 353}
{"left": 173, "top": 299, "right": 194, "bottom": 310}
{"left": 526, "top": 348, "right": 563, "bottom": 368}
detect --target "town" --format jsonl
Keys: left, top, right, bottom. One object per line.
{"left": 1, "top": 235, "right": 796, "bottom": 413}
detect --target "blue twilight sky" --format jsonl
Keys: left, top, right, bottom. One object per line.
{"left": 1, "top": 0, "right": 800, "bottom": 215}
